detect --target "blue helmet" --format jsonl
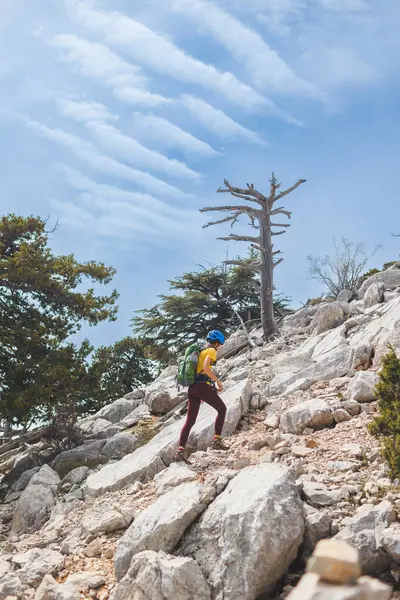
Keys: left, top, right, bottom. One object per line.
{"left": 206, "top": 330, "right": 225, "bottom": 345}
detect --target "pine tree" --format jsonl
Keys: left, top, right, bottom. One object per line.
{"left": 368, "top": 348, "right": 400, "bottom": 479}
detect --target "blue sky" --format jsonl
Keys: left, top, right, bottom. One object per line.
{"left": 1, "top": 0, "right": 399, "bottom": 347}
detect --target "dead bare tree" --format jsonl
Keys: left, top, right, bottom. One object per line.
{"left": 201, "top": 173, "right": 306, "bottom": 340}
{"left": 307, "top": 238, "right": 379, "bottom": 297}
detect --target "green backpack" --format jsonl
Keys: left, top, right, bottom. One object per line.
{"left": 177, "top": 342, "right": 203, "bottom": 387}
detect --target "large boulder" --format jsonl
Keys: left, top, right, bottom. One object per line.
{"left": 52, "top": 440, "right": 106, "bottom": 478}
{"left": 12, "top": 547, "right": 64, "bottom": 588}
{"left": 217, "top": 330, "right": 248, "bottom": 359}
{"left": 100, "top": 433, "right": 139, "bottom": 460}
{"left": 337, "top": 290, "right": 354, "bottom": 302}
{"left": 178, "top": 464, "right": 304, "bottom": 600}
{"left": 82, "top": 505, "right": 134, "bottom": 535}
{"left": 311, "top": 302, "right": 348, "bottom": 335}
{"left": 358, "top": 267, "right": 400, "bottom": 298}
{"left": 335, "top": 500, "right": 395, "bottom": 575}
{"left": 302, "top": 505, "right": 332, "bottom": 558}
{"left": 11, "top": 465, "right": 60, "bottom": 534}
{"left": 12, "top": 466, "right": 41, "bottom": 492}
{"left": 373, "top": 327, "right": 400, "bottom": 368}
{"left": 114, "top": 478, "right": 221, "bottom": 581}
{"left": 59, "top": 466, "right": 89, "bottom": 492}
{"left": 154, "top": 462, "right": 197, "bottom": 497}
{"left": 78, "top": 417, "right": 113, "bottom": 438}
{"left": 111, "top": 551, "right": 211, "bottom": 600}
{"left": 280, "top": 399, "right": 333, "bottom": 434}
{"left": 364, "top": 282, "right": 385, "bottom": 308}
{"left": 95, "top": 396, "right": 143, "bottom": 423}
{"left": 346, "top": 371, "right": 379, "bottom": 403}
{"left": 1, "top": 451, "right": 40, "bottom": 487}
{"left": 86, "top": 379, "right": 251, "bottom": 497}
{"left": 144, "top": 366, "right": 185, "bottom": 414}
{"left": 35, "top": 574, "right": 78, "bottom": 600}
{"left": 118, "top": 404, "right": 151, "bottom": 428}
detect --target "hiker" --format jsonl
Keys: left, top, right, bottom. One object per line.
{"left": 175, "top": 330, "right": 229, "bottom": 463}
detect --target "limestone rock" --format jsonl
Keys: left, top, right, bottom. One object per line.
{"left": 280, "top": 399, "right": 333, "bottom": 434}
{"left": 100, "top": 433, "right": 139, "bottom": 460}
{"left": 2, "top": 451, "right": 40, "bottom": 487}
{"left": 358, "top": 267, "right": 400, "bottom": 298}
{"left": 118, "top": 404, "right": 151, "bottom": 427}
{"left": 364, "top": 282, "right": 385, "bottom": 308}
{"left": 35, "top": 574, "right": 79, "bottom": 600}
{"left": 312, "top": 302, "right": 348, "bottom": 335}
{"left": 52, "top": 440, "right": 106, "bottom": 478}
{"left": 154, "top": 463, "right": 197, "bottom": 497}
{"left": 110, "top": 551, "right": 211, "bottom": 600}
{"left": 337, "top": 290, "right": 354, "bottom": 302}
{"left": 0, "top": 575, "right": 26, "bottom": 599}
{"left": 178, "top": 464, "right": 304, "bottom": 600}
{"left": 335, "top": 500, "right": 395, "bottom": 575}
{"left": 144, "top": 366, "right": 184, "bottom": 414}
{"left": 66, "top": 572, "right": 105, "bottom": 591}
{"left": 307, "top": 539, "right": 361, "bottom": 583}
{"left": 84, "top": 539, "right": 102, "bottom": 558}
{"left": 11, "top": 465, "right": 60, "bottom": 535}
{"left": 303, "top": 505, "right": 332, "bottom": 557}
{"left": 286, "top": 572, "right": 391, "bottom": 600}
{"left": 380, "top": 525, "right": 400, "bottom": 563}
{"left": 82, "top": 505, "right": 134, "bottom": 535}
{"left": 347, "top": 371, "right": 379, "bottom": 403}
{"left": 78, "top": 417, "right": 112, "bottom": 437}
{"left": 60, "top": 466, "right": 89, "bottom": 491}
{"left": 12, "top": 466, "right": 41, "bottom": 492}
{"left": 86, "top": 379, "right": 251, "bottom": 497}
{"left": 303, "top": 481, "right": 341, "bottom": 507}
{"left": 13, "top": 547, "right": 65, "bottom": 588}
{"left": 333, "top": 408, "right": 352, "bottom": 423}
{"left": 217, "top": 330, "right": 248, "bottom": 359}
{"left": 342, "top": 400, "right": 361, "bottom": 416}
{"left": 114, "top": 479, "right": 220, "bottom": 581}
{"left": 96, "top": 396, "right": 143, "bottom": 423}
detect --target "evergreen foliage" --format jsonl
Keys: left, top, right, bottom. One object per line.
{"left": 368, "top": 347, "right": 400, "bottom": 479}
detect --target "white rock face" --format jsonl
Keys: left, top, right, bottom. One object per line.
{"left": 347, "top": 371, "right": 379, "bottom": 403}
{"left": 358, "top": 268, "right": 400, "bottom": 298}
{"left": 337, "top": 290, "right": 354, "bottom": 302}
{"left": 312, "top": 302, "right": 348, "bottom": 335}
{"left": 114, "top": 479, "right": 221, "bottom": 581}
{"left": 110, "top": 551, "right": 211, "bottom": 600}
{"left": 178, "top": 464, "right": 304, "bottom": 600}
{"left": 35, "top": 574, "right": 79, "bottom": 600}
{"left": 13, "top": 547, "right": 65, "bottom": 588}
{"left": 82, "top": 505, "right": 134, "bottom": 535}
{"left": 335, "top": 500, "right": 395, "bottom": 575}
{"left": 144, "top": 366, "right": 185, "bottom": 414}
{"left": 11, "top": 465, "right": 60, "bottom": 534}
{"left": 302, "top": 481, "right": 341, "bottom": 507}
{"left": 280, "top": 399, "right": 333, "bottom": 434}
{"left": 364, "top": 282, "right": 385, "bottom": 308}
{"left": 78, "top": 417, "right": 113, "bottom": 437}
{"left": 86, "top": 379, "right": 251, "bottom": 498}
{"left": 154, "top": 462, "right": 197, "bottom": 497}
{"left": 95, "top": 397, "right": 143, "bottom": 423}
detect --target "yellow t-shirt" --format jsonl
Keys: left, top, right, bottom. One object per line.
{"left": 196, "top": 347, "right": 217, "bottom": 375}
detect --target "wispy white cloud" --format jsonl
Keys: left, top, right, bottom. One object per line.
{"left": 64, "top": 0, "right": 272, "bottom": 111}
{"left": 50, "top": 34, "right": 171, "bottom": 107}
{"left": 84, "top": 120, "right": 201, "bottom": 180}
{"left": 131, "top": 112, "right": 219, "bottom": 158}
{"left": 169, "top": 0, "right": 318, "bottom": 97}
{"left": 53, "top": 165, "right": 198, "bottom": 240}
{"left": 24, "top": 118, "right": 190, "bottom": 199}
{"left": 179, "top": 95, "right": 269, "bottom": 144}
{"left": 59, "top": 99, "right": 118, "bottom": 122}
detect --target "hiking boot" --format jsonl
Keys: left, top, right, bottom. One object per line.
{"left": 211, "top": 437, "right": 229, "bottom": 451}
{"left": 174, "top": 448, "right": 191, "bottom": 464}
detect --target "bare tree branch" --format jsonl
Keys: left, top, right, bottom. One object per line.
{"left": 271, "top": 223, "right": 291, "bottom": 228}
{"left": 217, "top": 179, "right": 266, "bottom": 207}
{"left": 217, "top": 234, "right": 260, "bottom": 244}
{"left": 200, "top": 205, "right": 260, "bottom": 217}
{"left": 223, "top": 260, "right": 261, "bottom": 271}
{"left": 271, "top": 230, "right": 286, "bottom": 236}
{"left": 271, "top": 207, "right": 292, "bottom": 218}
{"left": 202, "top": 215, "right": 239, "bottom": 228}
{"left": 274, "top": 179, "right": 306, "bottom": 203}
{"left": 273, "top": 258, "right": 284, "bottom": 268}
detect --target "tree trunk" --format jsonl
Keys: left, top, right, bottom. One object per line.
{"left": 259, "top": 214, "right": 278, "bottom": 340}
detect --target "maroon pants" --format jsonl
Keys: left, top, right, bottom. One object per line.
{"left": 179, "top": 382, "right": 227, "bottom": 448}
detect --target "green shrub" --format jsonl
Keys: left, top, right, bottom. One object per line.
{"left": 368, "top": 347, "right": 400, "bottom": 479}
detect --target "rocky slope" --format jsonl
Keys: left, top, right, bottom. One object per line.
{"left": 1, "top": 264, "right": 400, "bottom": 599}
